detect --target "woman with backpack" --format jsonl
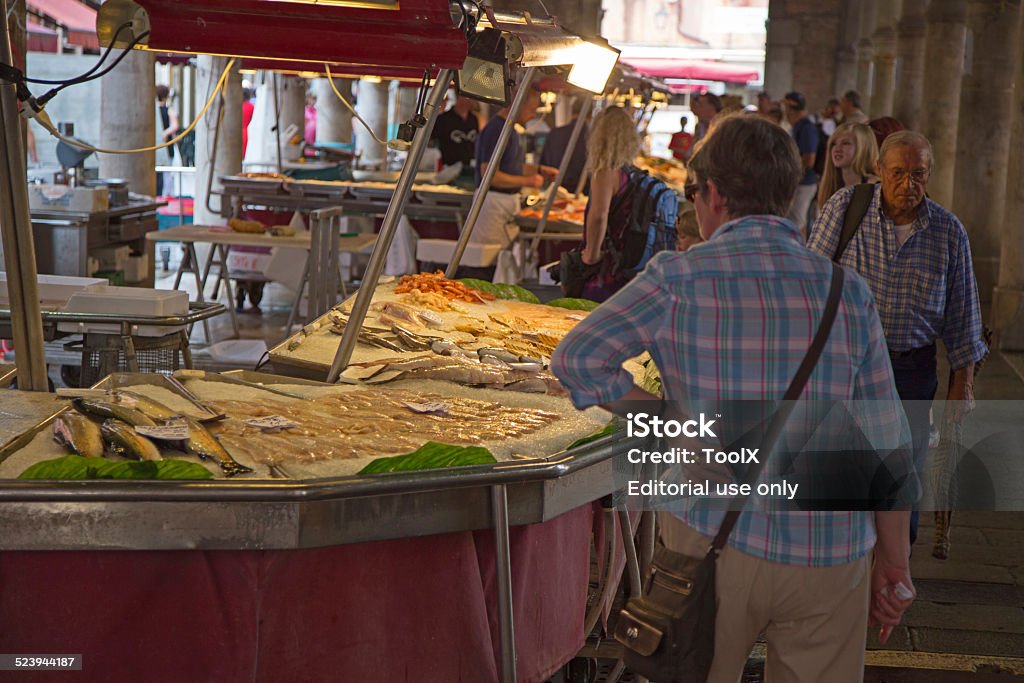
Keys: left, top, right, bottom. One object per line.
{"left": 575, "top": 107, "right": 677, "bottom": 301}
{"left": 816, "top": 122, "right": 879, "bottom": 211}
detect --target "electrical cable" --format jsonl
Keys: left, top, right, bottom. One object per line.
{"left": 36, "top": 30, "right": 151, "bottom": 105}
{"left": 35, "top": 58, "right": 236, "bottom": 155}
{"left": 22, "top": 22, "right": 131, "bottom": 85}
{"left": 323, "top": 64, "right": 388, "bottom": 146}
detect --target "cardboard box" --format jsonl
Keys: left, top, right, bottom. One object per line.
{"left": 29, "top": 184, "right": 109, "bottom": 213}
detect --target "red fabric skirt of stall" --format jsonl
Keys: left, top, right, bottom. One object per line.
{"left": 0, "top": 505, "right": 592, "bottom": 682}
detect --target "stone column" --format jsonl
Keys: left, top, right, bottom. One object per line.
{"left": 764, "top": 1, "right": 799, "bottom": 100}
{"left": 953, "top": 0, "right": 1023, "bottom": 302}
{"left": 280, "top": 76, "right": 306, "bottom": 162}
{"left": 872, "top": 0, "right": 902, "bottom": 116}
{"left": 834, "top": 0, "right": 862, "bottom": 96}
{"left": 353, "top": 79, "right": 389, "bottom": 169}
{"left": 895, "top": 0, "right": 930, "bottom": 130}
{"left": 920, "top": 0, "right": 968, "bottom": 208}
{"left": 856, "top": 0, "right": 879, "bottom": 114}
{"left": 99, "top": 50, "right": 155, "bottom": 195}
{"left": 992, "top": 7, "right": 1024, "bottom": 349}
{"left": 315, "top": 77, "right": 353, "bottom": 145}
{"left": 193, "top": 56, "right": 242, "bottom": 226}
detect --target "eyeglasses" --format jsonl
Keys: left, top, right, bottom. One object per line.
{"left": 684, "top": 183, "right": 701, "bottom": 203}
{"left": 885, "top": 168, "right": 930, "bottom": 185}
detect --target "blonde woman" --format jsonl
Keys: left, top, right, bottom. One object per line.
{"left": 578, "top": 106, "right": 643, "bottom": 301}
{"left": 816, "top": 122, "right": 879, "bottom": 210}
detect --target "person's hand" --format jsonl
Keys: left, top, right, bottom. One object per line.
{"left": 946, "top": 373, "right": 975, "bottom": 424}
{"left": 539, "top": 165, "right": 559, "bottom": 180}
{"left": 870, "top": 553, "right": 915, "bottom": 644}
{"left": 526, "top": 174, "right": 544, "bottom": 189}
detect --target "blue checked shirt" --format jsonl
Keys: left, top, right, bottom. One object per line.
{"left": 807, "top": 184, "right": 987, "bottom": 369}
{"left": 551, "top": 215, "right": 916, "bottom": 567}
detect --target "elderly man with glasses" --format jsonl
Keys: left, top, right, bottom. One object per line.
{"left": 808, "top": 131, "right": 987, "bottom": 546}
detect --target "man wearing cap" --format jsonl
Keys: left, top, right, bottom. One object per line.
{"left": 783, "top": 91, "right": 820, "bottom": 236}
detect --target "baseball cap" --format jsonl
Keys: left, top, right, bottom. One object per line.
{"left": 783, "top": 91, "right": 806, "bottom": 110}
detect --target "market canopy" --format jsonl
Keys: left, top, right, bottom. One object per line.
{"left": 26, "top": 20, "right": 59, "bottom": 53}
{"left": 26, "top": 0, "right": 98, "bottom": 49}
{"left": 101, "top": 0, "right": 468, "bottom": 70}
{"left": 621, "top": 57, "right": 759, "bottom": 84}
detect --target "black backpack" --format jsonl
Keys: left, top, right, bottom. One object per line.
{"left": 605, "top": 167, "right": 679, "bottom": 274}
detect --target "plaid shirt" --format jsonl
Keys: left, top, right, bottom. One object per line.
{"left": 807, "top": 184, "right": 987, "bottom": 369}
{"left": 552, "top": 215, "right": 915, "bottom": 567}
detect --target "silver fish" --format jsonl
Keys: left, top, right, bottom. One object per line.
{"left": 115, "top": 391, "right": 179, "bottom": 422}
{"left": 75, "top": 398, "right": 157, "bottom": 427}
{"left": 52, "top": 411, "right": 104, "bottom": 458}
{"left": 101, "top": 419, "right": 162, "bottom": 461}
{"left": 478, "top": 347, "right": 520, "bottom": 364}
{"left": 183, "top": 418, "right": 252, "bottom": 476}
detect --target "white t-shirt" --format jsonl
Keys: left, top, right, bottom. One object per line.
{"left": 894, "top": 223, "right": 913, "bottom": 248}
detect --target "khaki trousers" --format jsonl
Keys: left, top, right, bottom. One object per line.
{"left": 658, "top": 513, "right": 870, "bottom": 683}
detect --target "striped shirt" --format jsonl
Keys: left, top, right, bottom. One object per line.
{"left": 551, "top": 215, "right": 915, "bottom": 567}
{"left": 807, "top": 184, "right": 987, "bottom": 369}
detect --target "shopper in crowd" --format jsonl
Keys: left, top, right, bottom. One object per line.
{"left": 552, "top": 114, "right": 916, "bottom": 681}
{"left": 691, "top": 92, "right": 723, "bottom": 146}
{"left": 468, "top": 87, "right": 556, "bottom": 279}
{"left": 782, "top": 91, "right": 820, "bottom": 236}
{"left": 756, "top": 90, "right": 773, "bottom": 118}
{"left": 816, "top": 122, "right": 879, "bottom": 210}
{"left": 304, "top": 92, "right": 317, "bottom": 145}
{"left": 675, "top": 205, "right": 702, "bottom": 251}
{"left": 577, "top": 106, "right": 644, "bottom": 300}
{"left": 869, "top": 116, "right": 906, "bottom": 150}
{"left": 155, "top": 85, "right": 180, "bottom": 196}
{"left": 820, "top": 97, "right": 842, "bottom": 137}
{"left": 540, "top": 96, "right": 589, "bottom": 191}
{"left": 840, "top": 89, "right": 869, "bottom": 124}
{"left": 808, "top": 131, "right": 987, "bottom": 545}
{"left": 432, "top": 95, "right": 480, "bottom": 186}
{"left": 668, "top": 115, "right": 694, "bottom": 163}
{"left": 242, "top": 87, "right": 255, "bottom": 158}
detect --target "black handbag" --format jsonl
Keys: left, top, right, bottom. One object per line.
{"left": 614, "top": 264, "right": 846, "bottom": 682}
{"left": 558, "top": 248, "right": 602, "bottom": 299}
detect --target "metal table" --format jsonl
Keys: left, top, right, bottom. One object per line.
{"left": 29, "top": 200, "right": 165, "bottom": 283}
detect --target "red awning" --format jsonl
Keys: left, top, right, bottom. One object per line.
{"left": 129, "top": 0, "right": 467, "bottom": 70}
{"left": 622, "top": 58, "right": 759, "bottom": 84}
{"left": 27, "top": 0, "right": 98, "bottom": 49}
{"left": 239, "top": 59, "right": 433, "bottom": 83}
{"left": 26, "top": 19, "right": 59, "bottom": 53}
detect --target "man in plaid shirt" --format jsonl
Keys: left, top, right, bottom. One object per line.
{"left": 808, "top": 131, "right": 987, "bottom": 544}
{"left": 552, "top": 115, "right": 916, "bottom": 681}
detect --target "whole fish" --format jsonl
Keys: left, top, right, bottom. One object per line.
{"left": 114, "top": 391, "right": 179, "bottom": 422}
{"left": 183, "top": 418, "right": 252, "bottom": 476}
{"left": 75, "top": 398, "right": 156, "bottom": 427}
{"left": 101, "top": 419, "right": 162, "bottom": 461}
{"left": 52, "top": 411, "right": 104, "bottom": 458}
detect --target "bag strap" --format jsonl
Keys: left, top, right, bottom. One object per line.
{"left": 709, "top": 264, "right": 846, "bottom": 553}
{"left": 833, "top": 183, "right": 873, "bottom": 262}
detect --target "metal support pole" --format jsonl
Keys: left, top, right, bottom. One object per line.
{"left": 529, "top": 96, "right": 592, "bottom": 255}
{"left": 0, "top": 0, "right": 48, "bottom": 391}
{"left": 491, "top": 483, "right": 517, "bottom": 683}
{"left": 326, "top": 69, "right": 454, "bottom": 382}
{"left": 446, "top": 67, "right": 537, "bottom": 278}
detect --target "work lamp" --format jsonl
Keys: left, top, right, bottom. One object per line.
{"left": 456, "top": 28, "right": 511, "bottom": 105}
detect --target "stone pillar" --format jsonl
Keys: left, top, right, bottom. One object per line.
{"left": 992, "top": 6, "right": 1024, "bottom": 349}
{"left": 834, "top": 0, "right": 862, "bottom": 96}
{"left": 872, "top": 0, "right": 902, "bottom": 116}
{"left": 279, "top": 76, "right": 306, "bottom": 162}
{"left": 315, "top": 77, "right": 353, "bottom": 145}
{"left": 193, "top": 56, "right": 242, "bottom": 226}
{"left": 764, "top": 1, "right": 799, "bottom": 100}
{"left": 953, "top": 0, "right": 1023, "bottom": 303}
{"left": 920, "top": 0, "right": 968, "bottom": 208}
{"left": 895, "top": 0, "right": 930, "bottom": 130}
{"left": 353, "top": 79, "right": 389, "bottom": 169}
{"left": 99, "top": 50, "right": 155, "bottom": 195}
{"left": 856, "top": 0, "right": 879, "bottom": 114}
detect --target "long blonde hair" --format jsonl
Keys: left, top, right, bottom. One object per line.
{"left": 587, "top": 106, "right": 641, "bottom": 173}
{"left": 817, "top": 122, "right": 879, "bottom": 209}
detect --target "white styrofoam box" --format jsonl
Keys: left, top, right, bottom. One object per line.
{"left": 123, "top": 255, "right": 149, "bottom": 284}
{"left": 0, "top": 272, "right": 105, "bottom": 306}
{"left": 92, "top": 245, "right": 132, "bottom": 270}
{"left": 58, "top": 286, "right": 188, "bottom": 337}
{"left": 29, "top": 184, "right": 109, "bottom": 213}
{"left": 416, "top": 239, "right": 503, "bottom": 268}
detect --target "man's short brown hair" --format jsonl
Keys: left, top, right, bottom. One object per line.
{"left": 688, "top": 114, "right": 802, "bottom": 218}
